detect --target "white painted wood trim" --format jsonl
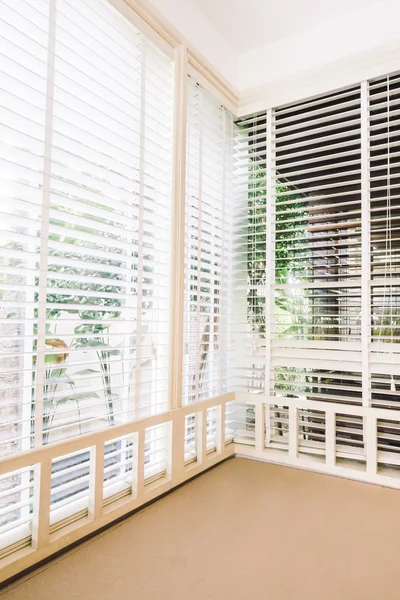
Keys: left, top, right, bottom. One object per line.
{"left": 107, "top": 0, "right": 400, "bottom": 121}
{"left": 236, "top": 447, "right": 400, "bottom": 490}
{"left": 237, "top": 41, "right": 400, "bottom": 117}
{"left": 106, "top": 0, "right": 239, "bottom": 113}
{"left": 0, "top": 394, "right": 235, "bottom": 583}
{"left": 168, "top": 45, "right": 188, "bottom": 411}
{"left": 3, "top": 392, "right": 400, "bottom": 582}
{"left": 187, "top": 52, "right": 238, "bottom": 114}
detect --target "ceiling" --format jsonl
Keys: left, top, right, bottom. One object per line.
{"left": 192, "top": 0, "right": 385, "bottom": 52}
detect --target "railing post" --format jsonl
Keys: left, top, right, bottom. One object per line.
{"left": 137, "top": 429, "right": 145, "bottom": 496}
{"left": 366, "top": 414, "right": 377, "bottom": 476}
{"left": 201, "top": 409, "right": 208, "bottom": 462}
{"left": 216, "top": 403, "right": 226, "bottom": 455}
{"left": 32, "top": 459, "right": 52, "bottom": 549}
{"left": 171, "top": 413, "right": 185, "bottom": 486}
{"left": 289, "top": 405, "right": 298, "bottom": 460}
{"left": 89, "top": 443, "right": 104, "bottom": 521}
{"left": 255, "top": 401, "right": 264, "bottom": 453}
{"left": 196, "top": 410, "right": 204, "bottom": 464}
{"left": 131, "top": 433, "right": 139, "bottom": 499}
{"left": 325, "top": 409, "right": 336, "bottom": 468}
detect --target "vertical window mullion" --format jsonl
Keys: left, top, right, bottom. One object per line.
{"left": 219, "top": 108, "right": 227, "bottom": 395}
{"left": 183, "top": 77, "right": 234, "bottom": 406}
{"left": 194, "top": 87, "right": 203, "bottom": 403}
{"left": 134, "top": 37, "right": 147, "bottom": 413}
{"left": 225, "top": 111, "right": 234, "bottom": 394}
{"left": 361, "top": 80, "right": 371, "bottom": 408}
{"left": 168, "top": 45, "right": 187, "bottom": 411}
{"left": 34, "top": 0, "right": 57, "bottom": 448}
{"left": 265, "top": 108, "right": 274, "bottom": 437}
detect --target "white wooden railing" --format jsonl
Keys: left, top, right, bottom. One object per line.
{"left": 0, "top": 394, "right": 235, "bottom": 583}
{"left": 2, "top": 391, "right": 400, "bottom": 583}
{"left": 235, "top": 393, "right": 400, "bottom": 489}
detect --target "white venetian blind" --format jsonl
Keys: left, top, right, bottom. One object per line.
{"left": 0, "top": 0, "right": 50, "bottom": 457}
{"left": 234, "top": 73, "right": 400, "bottom": 465}
{"left": 234, "top": 87, "right": 367, "bottom": 461}
{"left": 182, "top": 76, "right": 234, "bottom": 405}
{"left": 233, "top": 113, "right": 268, "bottom": 395}
{"left": 237, "top": 92, "right": 363, "bottom": 394}
{"left": 270, "top": 87, "right": 363, "bottom": 410}
{"left": 0, "top": 0, "right": 174, "bottom": 454}
{"left": 369, "top": 74, "right": 400, "bottom": 412}
{"left": 369, "top": 73, "right": 400, "bottom": 466}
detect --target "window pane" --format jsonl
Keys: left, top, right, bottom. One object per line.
{"left": 183, "top": 77, "right": 234, "bottom": 404}
{"left": 0, "top": 0, "right": 174, "bottom": 452}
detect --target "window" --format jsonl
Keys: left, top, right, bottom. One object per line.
{"left": 2, "top": 0, "right": 400, "bottom": 570}
{"left": 233, "top": 112, "right": 268, "bottom": 395}
{"left": 369, "top": 74, "right": 400, "bottom": 469}
{"left": 234, "top": 72, "right": 400, "bottom": 468}
{"left": 0, "top": 0, "right": 174, "bottom": 457}
{"left": 271, "top": 86, "right": 363, "bottom": 412}
{"left": 182, "top": 76, "right": 234, "bottom": 405}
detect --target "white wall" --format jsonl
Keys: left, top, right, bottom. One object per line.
{"left": 238, "top": 0, "right": 400, "bottom": 92}
{"left": 147, "top": 0, "right": 238, "bottom": 87}
{"left": 147, "top": 0, "right": 400, "bottom": 111}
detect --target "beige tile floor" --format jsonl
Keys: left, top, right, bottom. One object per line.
{"left": 1, "top": 457, "right": 400, "bottom": 600}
